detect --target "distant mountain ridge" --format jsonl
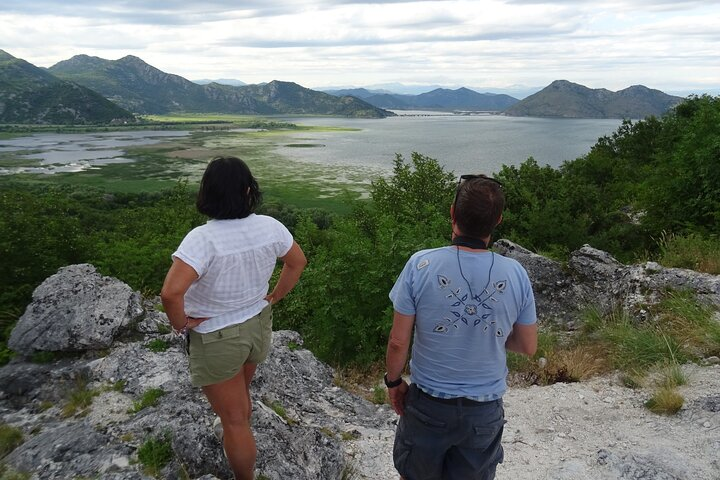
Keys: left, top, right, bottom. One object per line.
{"left": 325, "top": 87, "right": 518, "bottom": 111}
{"left": 49, "top": 55, "right": 391, "bottom": 118}
{"left": 193, "top": 78, "right": 246, "bottom": 87}
{"left": 504, "top": 80, "right": 683, "bottom": 119}
{"left": 0, "top": 50, "right": 134, "bottom": 124}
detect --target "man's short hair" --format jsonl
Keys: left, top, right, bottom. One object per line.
{"left": 196, "top": 156, "right": 262, "bottom": 219}
{"left": 454, "top": 176, "right": 504, "bottom": 239}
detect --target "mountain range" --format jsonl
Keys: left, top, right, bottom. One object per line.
{"left": 324, "top": 87, "right": 519, "bottom": 111}
{"left": 48, "top": 54, "right": 390, "bottom": 119}
{"left": 0, "top": 49, "right": 687, "bottom": 124}
{"left": 504, "top": 80, "right": 683, "bottom": 118}
{"left": 0, "top": 50, "right": 134, "bottom": 124}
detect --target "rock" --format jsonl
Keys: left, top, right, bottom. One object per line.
{"left": 1, "top": 322, "right": 377, "bottom": 479}
{"left": 703, "top": 356, "right": 720, "bottom": 365}
{"left": 3, "top": 253, "right": 719, "bottom": 479}
{"left": 2, "top": 422, "right": 135, "bottom": 479}
{"left": 8, "top": 264, "right": 143, "bottom": 356}
{"left": 494, "top": 239, "right": 589, "bottom": 324}
{"left": 494, "top": 239, "right": 720, "bottom": 327}
{"left": 596, "top": 448, "right": 685, "bottom": 479}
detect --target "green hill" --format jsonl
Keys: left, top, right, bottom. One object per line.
{"left": 50, "top": 55, "right": 391, "bottom": 118}
{"left": 503, "top": 80, "right": 683, "bottom": 119}
{"left": 0, "top": 50, "right": 135, "bottom": 124}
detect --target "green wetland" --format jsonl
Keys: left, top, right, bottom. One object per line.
{"left": 0, "top": 113, "right": 619, "bottom": 211}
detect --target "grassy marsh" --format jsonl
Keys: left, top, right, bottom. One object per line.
{"left": 0, "top": 114, "right": 379, "bottom": 212}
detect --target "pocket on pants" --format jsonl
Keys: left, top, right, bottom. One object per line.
{"left": 469, "top": 416, "right": 506, "bottom": 450}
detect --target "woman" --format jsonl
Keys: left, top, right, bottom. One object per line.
{"left": 161, "top": 156, "right": 306, "bottom": 480}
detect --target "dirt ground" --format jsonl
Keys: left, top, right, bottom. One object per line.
{"left": 347, "top": 363, "right": 720, "bottom": 479}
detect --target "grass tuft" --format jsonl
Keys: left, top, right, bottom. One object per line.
{"left": 654, "top": 362, "right": 688, "bottom": 389}
{"left": 130, "top": 388, "right": 165, "bottom": 413}
{"left": 62, "top": 376, "right": 100, "bottom": 418}
{"left": 657, "top": 232, "right": 720, "bottom": 274}
{"left": 371, "top": 385, "right": 387, "bottom": 405}
{"left": 0, "top": 423, "right": 24, "bottom": 457}
{"left": 645, "top": 387, "right": 684, "bottom": 415}
{"left": 137, "top": 432, "right": 173, "bottom": 477}
{"left": 146, "top": 339, "right": 169, "bottom": 353}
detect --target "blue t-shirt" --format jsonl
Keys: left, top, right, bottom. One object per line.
{"left": 390, "top": 246, "right": 537, "bottom": 399}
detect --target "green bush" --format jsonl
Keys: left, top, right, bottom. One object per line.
{"left": 0, "top": 423, "right": 23, "bottom": 457}
{"left": 137, "top": 432, "right": 173, "bottom": 476}
{"left": 657, "top": 232, "right": 720, "bottom": 274}
{"left": 146, "top": 339, "right": 169, "bottom": 353}
{"left": 276, "top": 153, "right": 455, "bottom": 365}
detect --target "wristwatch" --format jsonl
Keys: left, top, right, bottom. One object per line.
{"left": 384, "top": 373, "right": 402, "bottom": 388}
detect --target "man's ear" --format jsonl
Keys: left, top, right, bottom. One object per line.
{"left": 450, "top": 204, "right": 455, "bottom": 221}
{"left": 496, "top": 214, "right": 503, "bottom": 226}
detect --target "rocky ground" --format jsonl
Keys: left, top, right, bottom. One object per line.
{"left": 346, "top": 364, "right": 720, "bottom": 480}
{"left": 3, "top": 248, "right": 719, "bottom": 480}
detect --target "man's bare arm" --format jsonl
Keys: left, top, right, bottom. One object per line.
{"left": 505, "top": 323, "right": 538, "bottom": 356}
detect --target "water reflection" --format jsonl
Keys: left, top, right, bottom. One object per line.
{"left": 0, "top": 130, "right": 189, "bottom": 175}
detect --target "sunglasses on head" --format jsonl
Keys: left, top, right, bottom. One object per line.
{"left": 453, "top": 174, "right": 503, "bottom": 208}
{"left": 457, "top": 174, "right": 503, "bottom": 188}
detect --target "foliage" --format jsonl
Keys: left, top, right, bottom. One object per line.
{"left": 62, "top": 376, "right": 100, "bottom": 418}
{"left": 645, "top": 387, "right": 684, "bottom": 415}
{"left": 0, "top": 423, "right": 23, "bottom": 458}
{"left": 496, "top": 95, "right": 720, "bottom": 262}
{"left": 131, "top": 388, "right": 165, "bottom": 413}
{"left": 657, "top": 232, "right": 720, "bottom": 274}
{"left": 0, "top": 464, "right": 30, "bottom": 480}
{"left": 276, "top": 152, "right": 455, "bottom": 365}
{"left": 137, "top": 432, "right": 174, "bottom": 477}
{"left": 578, "top": 290, "right": 719, "bottom": 373}
{"left": 655, "top": 362, "right": 688, "bottom": 389}
{"left": 146, "top": 339, "right": 169, "bottom": 353}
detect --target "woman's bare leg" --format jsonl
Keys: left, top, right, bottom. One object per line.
{"left": 243, "top": 363, "right": 257, "bottom": 421}
{"left": 203, "top": 369, "right": 255, "bottom": 480}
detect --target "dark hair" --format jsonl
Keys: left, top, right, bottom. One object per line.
{"left": 196, "top": 156, "right": 262, "bottom": 219}
{"left": 454, "top": 177, "right": 504, "bottom": 239}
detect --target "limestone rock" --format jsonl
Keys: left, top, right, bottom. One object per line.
{"left": 8, "top": 264, "right": 143, "bottom": 356}
{"left": 494, "top": 239, "right": 589, "bottom": 324}
{"left": 495, "top": 239, "right": 720, "bottom": 326}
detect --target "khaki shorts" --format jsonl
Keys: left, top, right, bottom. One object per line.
{"left": 188, "top": 304, "right": 273, "bottom": 387}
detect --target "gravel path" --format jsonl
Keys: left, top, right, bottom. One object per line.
{"left": 347, "top": 364, "right": 720, "bottom": 479}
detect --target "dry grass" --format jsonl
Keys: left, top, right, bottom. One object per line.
{"left": 333, "top": 361, "right": 387, "bottom": 402}
{"left": 645, "top": 387, "right": 684, "bottom": 415}
{"left": 511, "top": 341, "right": 612, "bottom": 386}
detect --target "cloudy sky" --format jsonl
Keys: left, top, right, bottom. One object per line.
{"left": 1, "top": 0, "right": 719, "bottom": 96}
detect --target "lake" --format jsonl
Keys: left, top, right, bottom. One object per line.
{"left": 273, "top": 112, "right": 622, "bottom": 175}
{"left": 0, "top": 114, "right": 621, "bottom": 177}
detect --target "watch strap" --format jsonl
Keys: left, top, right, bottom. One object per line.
{"left": 384, "top": 373, "right": 402, "bottom": 388}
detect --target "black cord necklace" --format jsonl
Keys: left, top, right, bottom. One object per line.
{"left": 453, "top": 237, "right": 495, "bottom": 301}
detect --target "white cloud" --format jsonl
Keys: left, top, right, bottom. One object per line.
{"left": 0, "top": 0, "right": 718, "bottom": 93}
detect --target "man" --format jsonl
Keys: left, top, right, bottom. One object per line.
{"left": 385, "top": 174, "right": 538, "bottom": 480}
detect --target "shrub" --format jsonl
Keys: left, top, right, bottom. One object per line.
{"left": 657, "top": 232, "right": 720, "bottom": 274}
{"left": 137, "top": 432, "right": 173, "bottom": 477}
{"left": 146, "top": 339, "right": 169, "bottom": 353}
{"left": 0, "top": 423, "right": 23, "bottom": 457}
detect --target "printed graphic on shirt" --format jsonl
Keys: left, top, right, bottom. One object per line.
{"left": 434, "top": 274, "right": 507, "bottom": 335}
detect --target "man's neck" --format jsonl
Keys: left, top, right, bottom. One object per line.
{"left": 451, "top": 233, "right": 490, "bottom": 251}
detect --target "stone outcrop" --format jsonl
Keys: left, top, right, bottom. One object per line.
{"left": 2, "top": 242, "right": 719, "bottom": 479}
{"left": 494, "top": 240, "right": 720, "bottom": 325}
{"left": 8, "top": 264, "right": 143, "bottom": 355}
{"left": 0, "top": 266, "right": 394, "bottom": 479}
